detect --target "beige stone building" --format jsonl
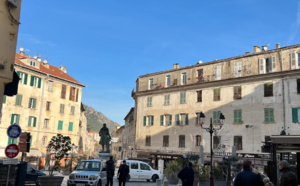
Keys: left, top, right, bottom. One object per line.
{"left": 1, "top": 51, "right": 86, "bottom": 164}
{"left": 0, "top": 0, "right": 22, "bottom": 121}
{"left": 111, "top": 126, "right": 124, "bottom": 160}
{"left": 132, "top": 43, "right": 300, "bottom": 166}
{"left": 123, "top": 107, "right": 136, "bottom": 159}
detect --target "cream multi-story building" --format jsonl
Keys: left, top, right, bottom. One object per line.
{"left": 132, "top": 43, "right": 300, "bottom": 166}
{"left": 0, "top": 51, "right": 86, "bottom": 162}
{"left": 123, "top": 107, "right": 136, "bottom": 159}
{"left": 111, "top": 126, "right": 124, "bottom": 160}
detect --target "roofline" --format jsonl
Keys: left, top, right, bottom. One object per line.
{"left": 124, "top": 107, "right": 134, "bottom": 120}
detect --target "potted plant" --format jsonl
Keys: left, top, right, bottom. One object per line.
{"left": 164, "top": 160, "right": 181, "bottom": 184}
{"left": 37, "top": 134, "right": 72, "bottom": 186}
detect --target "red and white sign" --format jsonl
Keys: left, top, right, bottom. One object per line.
{"left": 5, "top": 144, "right": 19, "bottom": 158}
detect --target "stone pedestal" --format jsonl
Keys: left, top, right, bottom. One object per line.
{"left": 98, "top": 152, "right": 111, "bottom": 161}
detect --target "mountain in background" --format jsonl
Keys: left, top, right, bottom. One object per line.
{"left": 83, "top": 104, "right": 120, "bottom": 133}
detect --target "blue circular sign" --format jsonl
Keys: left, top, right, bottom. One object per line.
{"left": 7, "top": 124, "right": 22, "bottom": 139}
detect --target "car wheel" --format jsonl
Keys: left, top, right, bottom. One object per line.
{"left": 152, "top": 175, "right": 158, "bottom": 182}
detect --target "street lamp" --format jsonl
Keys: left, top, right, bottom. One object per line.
{"left": 199, "top": 112, "right": 225, "bottom": 186}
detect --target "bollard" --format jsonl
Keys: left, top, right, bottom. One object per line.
{"left": 156, "top": 179, "right": 162, "bottom": 186}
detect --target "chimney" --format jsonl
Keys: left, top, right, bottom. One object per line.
{"left": 276, "top": 43, "right": 280, "bottom": 49}
{"left": 245, "top": 52, "right": 251, "bottom": 55}
{"left": 253, "top": 45, "right": 260, "bottom": 53}
{"left": 19, "top": 48, "right": 25, "bottom": 56}
{"left": 173, "top": 63, "right": 179, "bottom": 69}
{"left": 63, "top": 66, "right": 67, "bottom": 73}
{"left": 262, "top": 45, "right": 268, "bottom": 51}
{"left": 43, "top": 60, "right": 47, "bottom": 64}
{"left": 198, "top": 60, "right": 203, "bottom": 64}
{"left": 37, "top": 57, "right": 41, "bottom": 62}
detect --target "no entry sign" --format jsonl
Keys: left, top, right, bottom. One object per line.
{"left": 5, "top": 144, "right": 19, "bottom": 158}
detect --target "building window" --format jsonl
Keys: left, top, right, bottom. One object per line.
{"left": 213, "top": 136, "right": 220, "bottom": 149}
{"left": 166, "top": 75, "right": 171, "bottom": 87}
{"left": 197, "top": 69, "right": 204, "bottom": 82}
{"left": 214, "top": 66, "right": 221, "bottom": 80}
{"left": 61, "top": 84, "right": 67, "bottom": 99}
{"left": 173, "top": 79, "right": 178, "bottom": 86}
{"left": 160, "top": 114, "right": 172, "bottom": 126}
{"left": 58, "top": 120, "right": 63, "bottom": 130}
{"left": 42, "top": 136, "right": 47, "bottom": 147}
{"left": 3, "top": 95, "right": 6, "bottom": 104}
{"left": 197, "top": 90, "right": 202, "bottom": 102}
{"left": 28, "top": 116, "right": 37, "bottom": 127}
{"left": 68, "top": 122, "right": 73, "bottom": 131}
{"left": 264, "top": 83, "right": 273, "bottom": 97}
{"left": 176, "top": 113, "right": 189, "bottom": 125}
{"left": 15, "top": 94, "right": 22, "bottom": 106}
{"left": 18, "top": 71, "right": 28, "bottom": 85}
{"left": 148, "top": 79, "right": 153, "bottom": 90}
{"left": 30, "top": 76, "right": 41, "bottom": 88}
{"left": 30, "top": 61, "right": 36, "bottom": 67}
{"left": 290, "top": 52, "right": 300, "bottom": 69}
{"left": 179, "top": 135, "right": 185, "bottom": 148}
{"left": 147, "top": 96, "right": 152, "bottom": 107}
{"left": 48, "top": 81, "right": 53, "bottom": 92}
{"left": 234, "top": 136, "right": 243, "bottom": 150}
{"left": 264, "top": 108, "right": 274, "bottom": 123}
{"left": 46, "top": 101, "right": 51, "bottom": 111}
{"left": 163, "top": 135, "right": 169, "bottom": 147}
{"left": 196, "top": 135, "right": 201, "bottom": 146}
{"left": 44, "top": 119, "right": 49, "bottom": 128}
{"left": 196, "top": 113, "right": 203, "bottom": 125}
{"left": 234, "top": 62, "right": 242, "bottom": 77}
{"left": 233, "top": 110, "right": 242, "bottom": 124}
{"left": 143, "top": 116, "right": 154, "bottom": 126}
{"left": 292, "top": 108, "right": 300, "bottom": 123}
{"left": 180, "top": 91, "right": 186, "bottom": 104}
{"left": 69, "top": 87, "right": 77, "bottom": 101}
{"left": 71, "top": 106, "right": 75, "bottom": 115}
{"left": 28, "top": 98, "right": 37, "bottom": 109}
{"left": 145, "top": 135, "right": 151, "bottom": 146}
{"left": 181, "top": 73, "right": 187, "bottom": 85}
{"left": 213, "top": 111, "right": 221, "bottom": 124}
{"left": 213, "top": 88, "right": 221, "bottom": 101}
{"left": 297, "top": 79, "right": 300, "bottom": 94}
{"left": 233, "top": 86, "right": 242, "bottom": 100}
{"left": 60, "top": 104, "right": 65, "bottom": 114}
{"left": 259, "top": 56, "right": 276, "bottom": 74}
{"left": 11, "top": 114, "right": 20, "bottom": 124}
{"left": 164, "top": 94, "right": 170, "bottom": 106}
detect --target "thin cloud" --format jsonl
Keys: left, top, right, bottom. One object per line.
{"left": 288, "top": 2, "right": 300, "bottom": 44}
{"left": 19, "top": 33, "right": 57, "bottom": 47}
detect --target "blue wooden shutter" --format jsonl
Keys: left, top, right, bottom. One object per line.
{"left": 169, "top": 115, "right": 172, "bottom": 126}
{"left": 160, "top": 115, "right": 164, "bottom": 126}
{"left": 292, "top": 108, "right": 298, "bottom": 123}
{"left": 143, "top": 116, "right": 146, "bottom": 126}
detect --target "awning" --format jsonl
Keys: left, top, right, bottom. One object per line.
{"left": 4, "top": 70, "right": 19, "bottom": 96}
{"left": 27, "top": 149, "right": 45, "bottom": 157}
{"left": 271, "top": 135, "right": 300, "bottom": 144}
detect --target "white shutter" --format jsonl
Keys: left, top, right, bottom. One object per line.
{"left": 291, "top": 52, "right": 297, "bottom": 69}
{"left": 259, "top": 58, "right": 266, "bottom": 74}
{"left": 215, "top": 66, "right": 221, "bottom": 80}
{"left": 234, "top": 63, "right": 238, "bottom": 77}
{"left": 296, "top": 53, "right": 299, "bottom": 69}
{"left": 237, "top": 62, "right": 242, "bottom": 77}
{"left": 271, "top": 56, "right": 276, "bottom": 72}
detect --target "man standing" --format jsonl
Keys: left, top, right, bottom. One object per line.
{"left": 278, "top": 160, "right": 297, "bottom": 186}
{"left": 106, "top": 156, "right": 115, "bottom": 186}
{"left": 233, "top": 160, "right": 264, "bottom": 186}
{"left": 177, "top": 162, "right": 194, "bottom": 186}
{"left": 118, "top": 160, "right": 130, "bottom": 186}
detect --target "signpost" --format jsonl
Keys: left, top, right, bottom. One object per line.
{"left": 5, "top": 144, "right": 19, "bottom": 158}
{"left": 7, "top": 124, "right": 21, "bottom": 139}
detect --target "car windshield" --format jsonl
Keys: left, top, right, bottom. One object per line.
{"left": 76, "top": 161, "right": 101, "bottom": 171}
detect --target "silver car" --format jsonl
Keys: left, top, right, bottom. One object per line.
{"left": 67, "top": 160, "right": 107, "bottom": 186}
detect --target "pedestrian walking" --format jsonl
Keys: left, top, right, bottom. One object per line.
{"left": 177, "top": 162, "right": 194, "bottom": 186}
{"left": 278, "top": 160, "right": 297, "bottom": 186}
{"left": 106, "top": 156, "right": 115, "bottom": 186}
{"left": 117, "top": 160, "right": 130, "bottom": 186}
{"left": 233, "top": 160, "right": 264, "bottom": 186}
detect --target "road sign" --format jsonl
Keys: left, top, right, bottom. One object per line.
{"left": 18, "top": 132, "right": 28, "bottom": 152}
{"left": 7, "top": 124, "right": 21, "bottom": 139}
{"left": 3, "top": 159, "right": 18, "bottom": 165}
{"left": 5, "top": 144, "right": 19, "bottom": 158}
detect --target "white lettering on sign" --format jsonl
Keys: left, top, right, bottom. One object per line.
{"left": 7, "top": 149, "right": 18, "bottom": 153}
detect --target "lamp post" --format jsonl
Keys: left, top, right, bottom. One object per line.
{"left": 70, "top": 143, "right": 75, "bottom": 173}
{"left": 199, "top": 112, "right": 225, "bottom": 186}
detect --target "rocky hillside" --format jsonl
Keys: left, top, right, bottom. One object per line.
{"left": 83, "top": 104, "right": 119, "bottom": 133}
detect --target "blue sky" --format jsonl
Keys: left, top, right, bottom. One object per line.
{"left": 17, "top": 0, "right": 300, "bottom": 125}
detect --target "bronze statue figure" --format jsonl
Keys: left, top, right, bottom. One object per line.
{"left": 99, "top": 123, "right": 111, "bottom": 152}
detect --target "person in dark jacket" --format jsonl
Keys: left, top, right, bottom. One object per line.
{"left": 178, "top": 162, "right": 194, "bottom": 186}
{"left": 278, "top": 160, "right": 297, "bottom": 186}
{"left": 233, "top": 160, "right": 264, "bottom": 186}
{"left": 106, "top": 156, "right": 115, "bottom": 186}
{"left": 117, "top": 160, "right": 130, "bottom": 186}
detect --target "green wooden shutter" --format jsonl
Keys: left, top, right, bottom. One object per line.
{"left": 33, "top": 117, "right": 36, "bottom": 127}
{"left": 3, "top": 95, "right": 6, "bottom": 104}
{"left": 11, "top": 114, "right": 15, "bottom": 124}
{"left": 68, "top": 122, "right": 73, "bottom": 131}
{"left": 143, "top": 116, "right": 146, "bottom": 126}
{"left": 213, "top": 112, "right": 217, "bottom": 124}
{"left": 30, "top": 135, "right": 32, "bottom": 147}
{"left": 151, "top": 116, "right": 154, "bottom": 126}
{"left": 270, "top": 109, "right": 274, "bottom": 123}
{"left": 28, "top": 117, "right": 31, "bottom": 127}
{"left": 292, "top": 108, "right": 298, "bottom": 123}
{"left": 30, "top": 76, "right": 34, "bottom": 86}
{"left": 160, "top": 115, "right": 164, "bottom": 126}
{"left": 176, "top": 114, "right": 180, "bottom": 125}
{"left": 38, "top": 77, "right": 42, "bottom": 88}
{"left": 17, "top": 71, "right": 20, "bottom": 77}
{"left": 24, "top": 73, "right": 28, "bottom": 85}
{"left": 58, "top": 120, "right": 63, "bottom": 130}
{"left": 8, "top": 137, "right": 12, "bottom": 145}
{"left": 33, "top": 98, "right": 36, "bottom": 108}
{"left": 185, "top": 114, "right": 189, "bottom": 125}
{"left": 16, "top": 115, "right": 20, "bottom": 124}
{"left": 264, "top": 109, "right": 269, "bottom": 123}
{"left": 233, "top": 110, "right": 237, "bottom": 124}
{"left": 169, "top": 115, "right": 172, "bottom": 126}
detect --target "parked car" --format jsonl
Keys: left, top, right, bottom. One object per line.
{"left": 26, "top": 164, "right": 45, "bottom": 184}
{"left": 123, "top": 160, "right": 162, "bottom": 182}
{"left": 67, "top": 160, "right": 107, "bottom": 186}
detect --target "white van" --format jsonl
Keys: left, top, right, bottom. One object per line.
{"left": 123, "top": 160, "right": 162, "bottom": 182}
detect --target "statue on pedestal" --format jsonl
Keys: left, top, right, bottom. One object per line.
{"left": 99, "top": 123, "right": 111, "bottom": 153}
